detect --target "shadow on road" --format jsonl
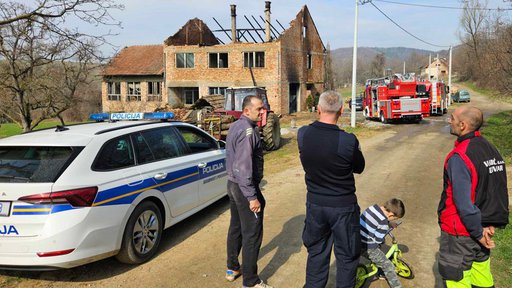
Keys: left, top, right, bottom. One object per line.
{"left": 259, "top": 214, "right": 305, "bottom": 281}
{"left": 0, "top": 196, "right": 230, "bottom": 282}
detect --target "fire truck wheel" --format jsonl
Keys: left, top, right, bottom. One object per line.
{"left": 380, "top": 111, "right": 387, "bottom": 124}
{"left": 363, "top": 108, "right": 369, "bottom": 119}
{"left": 262, "top": 112, "right": 281, "bottom": 151}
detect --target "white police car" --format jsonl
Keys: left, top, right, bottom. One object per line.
{"left": 0, "top": 112, "right": 227, "bottom": 269}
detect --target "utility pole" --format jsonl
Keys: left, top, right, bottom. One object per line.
{"left": 428, "top": 54, "right": 431, "bottom": 80}
{"left": 448, "top": 46, "right": 452, "bottom": 105}
{"left": 403, "top": 62, "right": 405, "bottom": 74}
{"left": 351, "top": 0, "right": 371, "bottom": 128}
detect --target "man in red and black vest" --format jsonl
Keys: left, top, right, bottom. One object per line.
{"left": 438, "top": 106, "right": 509, "bottom": 288}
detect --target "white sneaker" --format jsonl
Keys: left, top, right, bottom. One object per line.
{"left": 243, "top": 280, "right": 273, "bottom": 288}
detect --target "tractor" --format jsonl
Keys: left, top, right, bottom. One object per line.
{"left": 201, "top": 87, "right": 281, "bottom": 151}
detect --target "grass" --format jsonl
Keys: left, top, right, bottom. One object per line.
{"left": 456, "top": 81, "right": 512, "bottom": 104}
{"left": 0, "top": 121, "right": 80, "bottom": 139}
{"left": 482, "top": 111, "right": 512, "bottom": 287}
{"left": 492, "top": 214, "right": 512, "bottom": 287}
{"left": 482, "top": 111, "right": 512, "bottom": 164}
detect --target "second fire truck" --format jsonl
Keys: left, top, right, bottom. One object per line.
{"left": 363, "top": 74, "right": 430, "bottom": 123}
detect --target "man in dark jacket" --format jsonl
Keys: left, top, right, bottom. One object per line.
{"left": 298, "top": 90, "right": 365, "bottom": 288}
{"left": 438, "top": 106, "right": 509, "bottom": 288}
{"left": 225, "top": 95, "right": 272, "bottom": 288}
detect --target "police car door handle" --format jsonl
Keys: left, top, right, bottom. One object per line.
{"left": 198, "top": 162, "right": 207, "bottom": 168}
{"left": 154, "top": 172, "right": 167, "bottom": 180}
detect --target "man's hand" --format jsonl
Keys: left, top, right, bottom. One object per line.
{"left": 478, "top": 234, "right": 496, "bottom": 249}
{"left": 249, "top": 199, "right": 261, "bottom": 213}
{"left": 484, "top": 226, "right": 495, "bottom": 237}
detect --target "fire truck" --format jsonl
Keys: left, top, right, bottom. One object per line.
{"left": 363, "top": 74, "right": 430, "bottom": 123}
{"left": 422, "top": 80, "right": 449, "bottom": 116}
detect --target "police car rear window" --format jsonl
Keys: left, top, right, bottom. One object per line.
{"left": 0, "top": 146, "right": 74, "bottom": 183}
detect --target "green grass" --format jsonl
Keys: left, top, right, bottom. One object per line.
{"left": 482, "top": 111, "right": 512, "bottom": 287}
{"left": 457, "top": 81, "right": 512, "bottom": 104}
{"left": 492, "top": 214, "right": 512, "bottom": 287}
{"left": 482, "top": 111, "right": 512, "bottom": 164}
{"left": 0, "top": 121, "right": 80, "bottom": 139}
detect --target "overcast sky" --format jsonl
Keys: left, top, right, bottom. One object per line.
{"left": 90, "top": 0, "right": 511, "bottom": 55}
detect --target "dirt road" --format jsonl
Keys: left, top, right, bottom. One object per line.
{"left": 2, "top": 89, "right": 511, "bottom": 288}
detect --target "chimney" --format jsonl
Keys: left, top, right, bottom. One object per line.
{"left": 265, "top": 1, "right": 271, "bottom": 42}
{"left": 231, "top": 4, "right": 237, "bottom": 42}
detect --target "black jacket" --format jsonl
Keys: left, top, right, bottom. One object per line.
{"left": 298, "top": 121, "right": 365, "bottom": 207}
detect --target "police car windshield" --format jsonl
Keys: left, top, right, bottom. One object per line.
{"left": 0, "top": 146, "right": 74, "bottom": 183}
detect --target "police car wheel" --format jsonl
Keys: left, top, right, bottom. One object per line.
{"left": 116, "top": 201, "right": 163, "bottom": 264}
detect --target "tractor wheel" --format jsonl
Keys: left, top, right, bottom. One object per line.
{"left": 262, "top": 112, "right": 281, "bottom": 151}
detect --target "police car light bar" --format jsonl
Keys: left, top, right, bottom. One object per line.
{"left": 89, "top": 112, "right": 175, "bottom": 122}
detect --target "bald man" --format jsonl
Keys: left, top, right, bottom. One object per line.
{"left": 438, "top": 106, "right": 509, "bottom": 288}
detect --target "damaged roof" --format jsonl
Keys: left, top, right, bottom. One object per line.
{"left": 102, "top": 45, "right": 164, "bottom": 76}
{"left": 164, "top": 18, "right": 219, "bottom": 46}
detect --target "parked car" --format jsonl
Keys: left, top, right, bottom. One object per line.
{"left": 0, "top": 112, "right": 227, "bottom": 269}
{"left": 355, "top": 95, "right": 364, "bottom": 111}
{"left": 453, "top": 90, "right": 471, "bottom": 103}
{"left": 346, "top": 95, "right": 364, "bottom": 111}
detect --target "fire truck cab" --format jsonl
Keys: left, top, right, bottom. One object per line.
{"left": 363, "top": 74, "right": 430, "bottom": 123}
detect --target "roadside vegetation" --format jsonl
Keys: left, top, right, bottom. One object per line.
{"left": 0, "top": 121, "right": 79, "bottom": 139}
{"left": 482, "top": 111, "right": 512, "bottom": 287}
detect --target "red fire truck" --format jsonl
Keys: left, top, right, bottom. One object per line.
{"left": 363, "top": 74, "right": 430, "bottom": 123}
{"left": 423, "top": 80, "right": 449, "bottom": 116}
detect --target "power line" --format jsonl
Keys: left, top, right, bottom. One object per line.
{"left": 368, "top": 1, "right": 450, "bottom": 48}
{"left": 374, "top": 0, "right": 512, "bottom": 11}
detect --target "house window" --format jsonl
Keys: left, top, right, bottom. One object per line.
{"left": 127, "top": 82, "right": 141, "bottom": 101}
{"left": 147, "top": 81, "right": 162, "bottom": 101}
{"left": 307, "top": 53, "right": 312, "bottom": 69}
{"left": 209, "top": 53, "right": 229, "bottom": 68}
{"left": 183, "top": 88, "right": 199, "bottom": 105}
{"left": 107, "top": 82, "right": 121, "bottom": 101}
{"left": 176, "top": 53, "right": 194, "bottom": 68}
{"left": 244, "top": 52, "right": 265, "bottom": 68}
{"left": 208, "top": 87, "right": 227, "bottom": 95}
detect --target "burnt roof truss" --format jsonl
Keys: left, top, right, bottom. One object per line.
{"left": 211, "top": 15, "right": 284, "bottom": 43}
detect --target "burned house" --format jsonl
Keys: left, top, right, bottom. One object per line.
{"left": 102, "top": 2, "right": 325, "bottom": 114}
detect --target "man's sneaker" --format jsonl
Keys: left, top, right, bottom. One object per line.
{"left": 243, "top": 280, "right": 273, "bottom": 288}
{"left": 225, "top": 269, "right": 241, "bottom": 282}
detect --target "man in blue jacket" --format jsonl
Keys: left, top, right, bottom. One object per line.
{"left": 298, "top": 90, "right": 365, "bottom": 288}
{"left": 225, "top": 95, "right": 271, "bottom": 288}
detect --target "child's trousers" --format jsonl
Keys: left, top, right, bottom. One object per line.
{"left": 366, "top": 247, "right": 403, "bottom": 288}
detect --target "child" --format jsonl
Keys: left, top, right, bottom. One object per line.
{"left": 360, "top": 198, "right": 405, "bottom": 288}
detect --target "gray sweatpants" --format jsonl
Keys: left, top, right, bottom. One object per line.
{"left": 366, "top": 248, "right": 402, "bottom": 288}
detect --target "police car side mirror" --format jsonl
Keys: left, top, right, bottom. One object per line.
{"left": 218, "top": 140, "right": 226, "bottom": 149}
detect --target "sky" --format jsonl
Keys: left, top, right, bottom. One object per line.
{"left": 78, "top": 0, "right": 512, "bottom": 56}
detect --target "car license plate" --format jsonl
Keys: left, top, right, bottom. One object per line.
{"left": 0, "top": 201, "right": 12, "bottom": 217}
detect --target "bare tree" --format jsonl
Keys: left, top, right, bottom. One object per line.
{"left": 458, "top": 0, "right": 489, "bottom": 80}
{"left": 0, "top": 0, "right": 122, "bottom": 131}
{"left": 370, "top": 53, "right": 386, "bottom": 78}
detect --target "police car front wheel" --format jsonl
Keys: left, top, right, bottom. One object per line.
{"left": 116, "top": 201, "right": 163, "bottom": 264}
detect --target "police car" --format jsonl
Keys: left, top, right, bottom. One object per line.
{"left": 0, "top": 112, "right": 227, "bottom": 269}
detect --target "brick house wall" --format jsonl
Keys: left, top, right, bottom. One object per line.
{"left": 102, "top": 75, "right": 166, "bottom": 112}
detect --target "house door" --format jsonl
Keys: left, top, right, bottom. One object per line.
{"left": 289, "top": 83, "right": 300, "bottom": 113}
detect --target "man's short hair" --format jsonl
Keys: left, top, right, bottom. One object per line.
{"left": 384, "top": 198, "right": 405, "bottom": 218}
{"left": 460, "top": 106, "right": 483, "bottom": 131}
{"left": 242, "top": 95, "right": 260, "bottom": 110}
{"left": 318, "top": 90, "right": 343, "bottom": 113}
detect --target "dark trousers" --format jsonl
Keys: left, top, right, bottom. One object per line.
{"left": 303, "top": 202, "right": 361, "bottom": 288}
{"left": 226, "top": 180, "right": 265, "bottom": 287}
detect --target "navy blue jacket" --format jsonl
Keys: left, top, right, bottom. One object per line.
{"left": 226, "top": 115, "right": 264, "bottom": 201}
{"left": 298, "top": 121, "right": 365, "bottom": 207}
